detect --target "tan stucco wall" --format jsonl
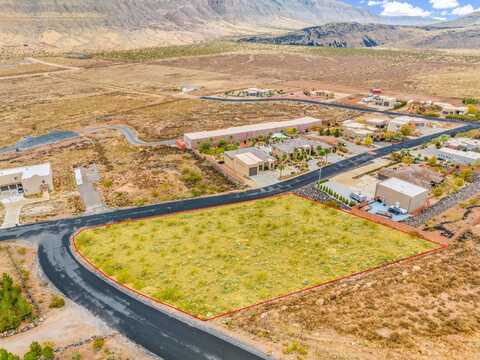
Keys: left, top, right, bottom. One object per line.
{"left": 22, "top": 174, "right": 53, "bottom": 195}
{"left": 0, "top": 172, "right": 23, "bottom": 188}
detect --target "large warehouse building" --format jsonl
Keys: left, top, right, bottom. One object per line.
{"left": 183, "top": 117, "right": 323, "bottom": 149}
{"left": 0, "top": 163, "right": 53, "bottom": 196}
{"left": 375, "top": 177, "right": 428, "bottom": 213}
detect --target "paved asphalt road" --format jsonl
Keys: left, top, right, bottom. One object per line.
{"left": 0, "top": 122, "right": 477, "bottom": 360}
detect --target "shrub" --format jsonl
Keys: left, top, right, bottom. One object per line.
{"left": 199, "top": 141, "right": 212, "bottom": 153}
{"left": 180, "top": 166, "right": 202, "bottom": 185}
{"left": 463, "top": 98, "right": 479, "bottom": 105}
{"left": 71, "top": 352, "right": 81, "bottom": 360}
{"left": 283, "top": 341, "right": 308, "bottom": 355}
{"left": 92, "top": 337, "right": 105, "bottom": 352}
{"left": 49, "top": 295, "right": 65, "bottom": 309}
{"left": 102, "top": 179, "right": 113, "bottom": 188}
{"left": 393, "top": 100, "right": 407, "bottom": 110}
{"left": 42, "top": 344, "right": 55, "bottom": 360}
{"left": 432, "top": 186, "right": 444, "bottom": 197}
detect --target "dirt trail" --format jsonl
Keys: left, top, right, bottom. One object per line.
{"left": 25, "top": 57, "right": 80, "bottom": 71}
{"left": 0, "top": 57, "right": 81, "bottom": 80}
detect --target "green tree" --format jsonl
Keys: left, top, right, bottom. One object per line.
{"left": 402, "top": 154, "right": 414, "bottom": 165}
{"left": 427, "top": 156, "right": 437, "bottom": 166}
{"left": 23, "top": 342, "right": 42, "bottom": 360}
{"left": 0, "top": 349, "right": 20, "bottom": 360}
{"left": 467, "top": 104, "right": 478, "bottom": 115}
{"left": 0, "top": 274, "right": 32, "bottom": 332}
{"left": 400, "top": 124, "right": 414, "bottom": 136}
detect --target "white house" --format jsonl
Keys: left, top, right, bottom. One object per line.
{"left": 0, "top": 163, "right": 53, "bottom": 196}
{"left": 445, "top": 137, "right": 480, "bottom": 152}
{"left": 387, "top": 116, "right": 427, "bottom": 133}
{"left": 435, "top": 102, "right": 468, "bottom": 116}
{"left": 341, "top": 120, "right": 376, "bottom": 139}
{"left": 437, "top": 147, "right": 480, "bottom": 165}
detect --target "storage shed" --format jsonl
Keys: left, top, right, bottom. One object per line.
{"left": 375, "top": 177, "right": 428, "bottom": 213}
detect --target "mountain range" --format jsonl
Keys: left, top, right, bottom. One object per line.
{"left": 0, "top": 0, "right": 376, "bottom": 51}
{"left": 242, "top": 18, "right": 480, "bottom": 49}
{"left": 0, "top": 0, "right": 477, "bottom": 51}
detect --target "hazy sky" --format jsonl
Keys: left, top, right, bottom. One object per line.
{"left": 345, "top": 0, "right": 480, "bottom": 19}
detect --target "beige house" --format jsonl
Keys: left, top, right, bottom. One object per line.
{"left": 342, "top": 120, "right": 376, "bottom": 140}
{"left": 387, "top": 116, "right": 426, "bottom": 133}
{"left": 435, "top": 102, "right": 468, "bottom": 116}
{"left": 224, "top": 147, "right": 275, "bottom": 178}
{"left": 375, "top": 177, "right": 428, "bottom": 213}
{"left": 0, "top": 163, "right": 53, "bottom": 196}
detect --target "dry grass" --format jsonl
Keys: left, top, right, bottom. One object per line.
{"left": 0, "top": 91, "right": 154, "bottom": 147}
{"left": 0, "top": 133, "right": 236, "bottom": 223}
{"left": 75, "top": 194, "right": 435, "bottom": 319}
{"left": 122, "top": 99, "right": 357, "bottom": 141}
{"left": 223, "top": 236, "right": 480, "bottom": 359}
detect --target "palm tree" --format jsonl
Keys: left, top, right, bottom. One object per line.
{"left": 324, "top": 148, "right": 331, "bottom": 163}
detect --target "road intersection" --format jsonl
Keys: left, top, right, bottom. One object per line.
{"left": 0, "top": 103, "right": 477, "bottom": 359}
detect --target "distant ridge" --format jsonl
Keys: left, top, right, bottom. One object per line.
{"left": 242, "top": 21, "right": 480, "bottom": 49}
{"left": 433, "top": 11, "right": 480, "bottom": 28}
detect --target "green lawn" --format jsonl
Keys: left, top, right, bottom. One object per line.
{"left": 75, "top": 194, "right": 437, "bottom": 319}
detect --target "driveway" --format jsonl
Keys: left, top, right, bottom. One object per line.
{"left": 75, "top": 165, "right": 106, "bottom": 214}
{"left": 0, "top": 192, "right": 49, "bottom": 228}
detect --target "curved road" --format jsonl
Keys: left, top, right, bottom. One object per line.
{"left": 85, "top": 125, "right": 174, "bottom": 147}
{"left": 0, "top": 122, "right": 477, "bottom": 360}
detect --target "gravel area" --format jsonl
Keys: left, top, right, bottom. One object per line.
{"left": 405, "top": 174, "right": 480, "bottom": 227}
{"left": 295, "top": 183, "right": 351, "bottom": 210}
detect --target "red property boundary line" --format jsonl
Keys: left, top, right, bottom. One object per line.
{"left": 71, "top": 192, "right": 448, "bottom": 322}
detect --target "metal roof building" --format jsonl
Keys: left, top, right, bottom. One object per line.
{"left": 375, "top": 177, "right": 428, "bottom": 213}
{"left": 183, "top": 117, "right": 323, "bottom": 149}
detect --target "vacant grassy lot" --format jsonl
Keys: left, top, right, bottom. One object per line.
{"left": 76, "top": 194, "right": 436, "bottom": 319}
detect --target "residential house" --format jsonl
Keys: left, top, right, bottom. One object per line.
{"left": 437, "top": 147, "right": 480, "bottom": 165}
{"left": 272, "top": 139, "right": 331, "bottom": 158}
{"left": 0, "top": 163, "right": 53, "bottom": 196}
{"left": 445, "top": 137, "right": 480, "bottom": 152}
{"left": 224, "top": 147, "right": 275, "bottom": 178}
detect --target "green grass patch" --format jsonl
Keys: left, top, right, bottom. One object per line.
{"left": 76, "top": 194, "right": 437, "bottom": 319}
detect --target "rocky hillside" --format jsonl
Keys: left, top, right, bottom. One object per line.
{"left": 243, "top": 23, "right": 415, "bottom": 47}
{"left": 0, "top": 0, "right": 378, "bottom": 51}
{"left": 433, "top": 11, "right": 480, "bottom": 28}
{"left": 242, "top": 22, "right": 480, "bottom": 49}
